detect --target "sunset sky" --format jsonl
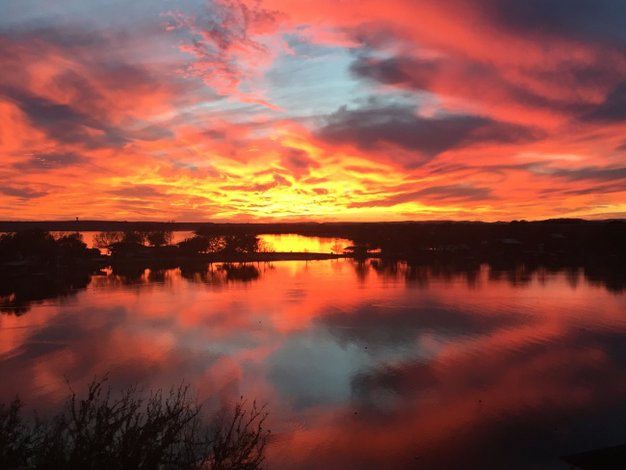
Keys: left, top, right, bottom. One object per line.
{"left": 2, "top": 0, "right": 626, "bottom": 221}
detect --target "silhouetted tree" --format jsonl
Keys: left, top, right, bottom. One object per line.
{"left": 146, "top": 231, "right": 173, "bottom": 247}
{"left": 178, "top": 235, "right": 226, "bottom": 255}
{"left": 0, "top": 231, "right": 57, "bottom": 264}
{"left": 206, "top": 236, "right": 227, "bottom": 253}
{"left": 330, "top": 242, "right": 345, "bottom": 255}
{"left": 221, "top": 234, "right": 260, "bottom": 254}
{"left": 93, "top": 232, "right": 124, "bottom": 249}
{"left": 0, "top": 398, "right": 30, "bottom": 468}
{"left": 122, "top": 231, "right": 146, "bottom": 245}
{"left": 256, "top": 239, "right": 274, "bottom": 253}
{"left": 178, "top": 236, "right": 211, "bottom": 255}
{"left": 55, "top": 233, "right": 87, "bottom": 258}
{"left": 209, "top": 399, "right": 268, "bottom": 469}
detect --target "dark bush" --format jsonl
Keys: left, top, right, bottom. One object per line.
{"left": 0, "top": 380, "right": 269, "bottom": 470}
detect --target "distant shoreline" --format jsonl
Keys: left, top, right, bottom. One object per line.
{"left": 1, "top": 220, "right": 624, "bottom": 272}
{"left": 108, "top": 251, "right": 349, "bottom": 264}
{"left": 0, "top": 218, "right": 623, "bottom": 235}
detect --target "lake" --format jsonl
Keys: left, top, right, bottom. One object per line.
{"left": 1, "top": 250, "right": 626, "bottom": 468}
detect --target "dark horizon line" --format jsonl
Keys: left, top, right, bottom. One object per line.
{"left": 2, "top": 218, "right": 626, "bottom": 239}
{"left": 1, "top": 217, "right": 625, "bottom": 226}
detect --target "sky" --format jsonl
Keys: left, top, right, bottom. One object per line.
{"left": 1, "top": 0, "right": 626, "bottom": 222}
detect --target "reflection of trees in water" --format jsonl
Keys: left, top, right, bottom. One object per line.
{"left": 1, "top": 261, "right": 265, "bottom": 316}
{"left": 585, "top": 264, "right": 626, "bottom": 293}
{"left": 360, "top": 259, "right": 483, "bottom": 288}
{"left": 352, "top": 260, "right": 369, "bottom": 283}
{"left": 0, "top": 230, "right": 105, "bottom": 315}
{"left": 221, "top": 263, "right": 260, "bottom": 282}
{"left": 110, "top": 264, "right": 149, "bottom": 284}
{"left": 357, "top": 258, "right": 626, "bottom": 292}
{"left": 3, "top": 257, "right": 624, "bottom": 318}
{"left": 96, "top": 266, "right": 181, "bottom": 288}
{"left": 87, "top": 268, "right": 149, "bottom": 289}
{"left": 97, "top": 267, "right": 172, "bottom": 287}
{"left": 0, "top": 269, "right": 93, "bottom": 315}
{"left": 180, "top": 263, "right": 260, "bottom": 286}
{"left": 489, "top": 265, "right": 534, "bottom": 287}
{"left": 89, "top": 262, "right": 265, "bottom": 290}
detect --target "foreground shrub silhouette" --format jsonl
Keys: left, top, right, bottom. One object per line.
{"left": 0, "top": 380, "right": 269, "bottom": 469}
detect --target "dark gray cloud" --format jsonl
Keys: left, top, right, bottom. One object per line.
{"left": 347, "top": 22, "right": 411, "bottom": 50}
{"left": 559, "top": 182, "right": 626, "bottom": 196}
{"left": 320, "top": 298, "right": 528, "bottom": 348}
{"left": 583, "top": 82, "right": 626, "bottom": 122}
{"left": 0, "top": 77, "right": 175, "bottom": 150}
{"left": 131, "top": 125, "right": 176, "bottom": 141}
{"left": 483, "top": 0, "right": 626, "bottom": 44}
{"left": 552, "top": 166, "right": 626, "bottom": 182}
{"left": 0, "top": 26, "right": 104, "bottom": 50}
{"left": 349, "top": 185, "right": 493, "bottom": 209}
{"left": 0, "top": 185, "right": 47, "bottom": 199}
{"left": 316, "top": 102, "right": 540, "bottom": 165}
{"left": 0, "top": 86, "right": 127, "bottom": 148}
{"left": 403, "top": 184, "right": 493, "bottom": 201}
{"left": 350, "top": 55, "right": 440, "bottom": 88}
{"left": 350, "top": 54, "right": 606, "bottom": 118}
{"left": 0, "top": 27, "right": 187, "bottom": 151}
{"left": 13, "top": 152, "right": 83, "bottom": 172}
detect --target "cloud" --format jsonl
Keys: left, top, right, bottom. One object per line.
{"left": 1, "top": 0, "right": 626, "bottom": 221}
{"left": 12, "top": 152, "right": 83, "bottom": 172}
{"left": 0, "top": 185, "right": 47, "bottom": 200}
{"left": 280, "top": 148, "right": 320, "bottom": 179}
{"left": 221, "top": 173, "right": 292, "bottom": 193}
{"left": 298, "top": 0, "right": 625, "bottom": 132}
{"left": 316, "top": 101, "right": 540, "bottom": 164}
{"left": 320, "top": 298, "right": 527, "bottom": 347}
{"left": 312, "top": 187, "right": 329, "bottom": 195}
{"left": 163, "top": 0, "right": 284, "bottom": 102}
{"left": 552, "top": 166, "right": 626, "bottom": 182}
{"left": 558, "top": 182, "right": 626, "bottom": 196}
{"left": 583, "top": 82, "right": 626, "bottom": 122}
{"left": 349, "top": 55, "right": 442, "bottom": 89}
{"left": 0, "top": 86, "right": 126, "bottom": 148}
{"left": 482, "top": 0, "right": 626, "bottom": 44}
{"left": 349, "top": 184, "right": 494, "bottom": 208}
{"left": 108, "top": 185, "right": 167, "bottom": 198}
{"left": 349, "top": 53, "right": 613, "bottom": 125}
{"left": 0, "top": 24, "right": 193, "bottom": 157}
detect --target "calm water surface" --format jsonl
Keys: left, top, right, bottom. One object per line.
{"left": 2, "top": 257, "right": 626, "bottom": 469}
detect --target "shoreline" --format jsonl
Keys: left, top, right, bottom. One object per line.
{"left": 0, "top": 252, "right": 352, "bottom": 272}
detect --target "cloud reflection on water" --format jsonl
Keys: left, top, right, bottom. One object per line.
{"left": 1, "top": 259, "right": 626, "bottom": 468}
